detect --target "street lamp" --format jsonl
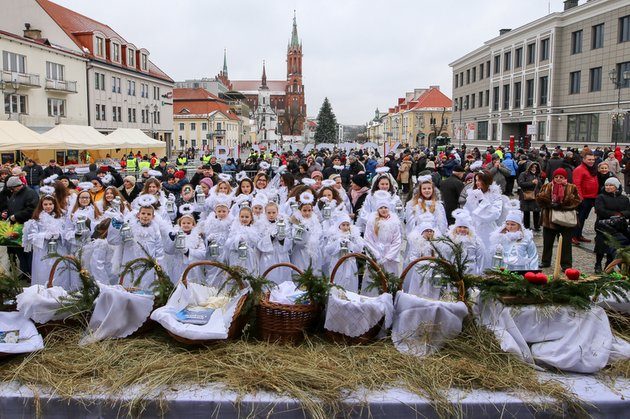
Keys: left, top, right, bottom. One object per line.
{"left": 1, "top": 79, "right": 20, "bottom": 121}
{"left": 609, "top": 68, "right": 630, "bottom": 147}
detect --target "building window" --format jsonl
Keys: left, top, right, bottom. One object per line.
{"left": 112, "top": 106, "right": 117, "bottom": 122}
{"left": 465, "top": 95, "right": 469, "bottom": 109}
{"left": 4, "top": 94, "right": 27, "bottom": 115}
{"left": 153, "top": 86, "right": 161, "bottom": 100}
{"left": 525, "top": 79, "right": 534, "bottom": 107}
{"left": 569, "top": 71, "right": 581, "bottom": 94}
{"left": 2, "top": 51, "right": 26, "bottom": 73}
{"left": 493, "top": 55, "right": 500, "bottom": 74}
{"left": 95, "top": 36, "right": 104, "bottom": 57}
{"left": 485, "top": 89, "right": 490, "bottom": 107}
{"left": 141, "top": 54, "right": 148, "bottom": 71}
{"left": 472, "top": 67, "right": 476, "bottom": 83}
{"left": 492, "top": 86, "right": 499, "bottom": 111}
{"left": 466, "top": 69, "right": 470, "bottom": 84}
{"left": 128, "top": 49, "right": 135, "bottom": 67}
{"left": 486, "top": 60, "right": 490, "bottom": 78}
{"left": 537, "top": 120, "right": 547, "bottom": 141}
{"left": 46, "top": 62, "right": 64, "bottom": 81}
{"left": 127, "top": 80, "right": 136, "bottom": 96}
{"left": 619, "top": 15, "right": 630, "bottom": 43}
{"left": 94, "top": 72, "right": 105, "bottom": 90}
{"left": 202, "top": 122, "right": 208, "bottom": 131}
{"left": 179, "top": 123, "right": 184, "bottom": 130}
{"left": 567, "top": 114, "right": 599, "bottom": 142}
{"left": 502, "top": 84, "right": 510, "bottom": 109}
{"left": 504, "top": 51, "right": 511, "bottom": 71}
{"left": 491, "top": 123, "right": 497, "bottom": 141}
{"left": 455, "top": 74, "right": 458, "bottom": 88}
{"left": 571, "top": 30, "right": 583, "bottom": 54}
{"left": 515, "top": 47, "right": 523, "bottom": 68}
{"left": 617, "top": 61, "right": 630, "bottom": 88}
{"left": 191, "top": 122, "right": 196, "bottom": 130}
{"left": 540, "top": 38, "right": 550, "bottom": 61}
{"left": 470, "top": 93, "right": 476, "bottom": 109}
{"left": 526, "top": 43, "right": 536, "bottom": 65}
{"left": 478, "top": 91, "right": 483, "bottom": 108}
{"left": 592, "top": 24, "right": 604, "bottom": 49}
{"left": 95, "top": 104, "right": 106, "bottom": 121}
{"left": 479, "top": 63, "right": 484, "bottom": 80}
{"left": 514, "top": 81, "right": 522, "bottom": 108}
{"left": 539, "top": 76, "right": 549, "bottom": 105}
{"left": 477, "top": 121, "right": 488, "bottom": 140}
{"left": 459, "top": 73, "right": 463, "bottom": 86}
{"left": 589, "top": 67, "right": 602, "bottom": 92}
{"left": 112, "top": 43, "right": 120, "bottom": 62}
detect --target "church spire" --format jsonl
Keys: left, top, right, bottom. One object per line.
{"left": 261, "top": 60, "right": 267, "bottom": 89}
{"left": 290, "top": 10, "right": 299, "bottom": 48}
{"left": 222, "top": 48, "right": 228, "bottom": 76}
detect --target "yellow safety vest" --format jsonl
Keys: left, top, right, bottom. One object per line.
{"left": 138, "top": 161, "right": 151, "bottom": 171}
{"left": 202, "top": 155, "right": 212, "bottom": 164}
{"left": 126, "top": 158, "right": 137, "bottom": 170}
{"left": 177, "top": 157, "right": 187, "bottom": 167}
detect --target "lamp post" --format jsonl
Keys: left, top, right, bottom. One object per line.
{"left": 609, "top": 68, "right": 630, "bottom": 147}
{"left": 2, "top": 79, "right": 20, "bottom": 121}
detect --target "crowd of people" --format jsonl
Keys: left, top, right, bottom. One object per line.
{"left": 0, "top": 142, "right": 628, "bottom": 293}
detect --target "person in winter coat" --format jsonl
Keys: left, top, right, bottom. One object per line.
{"left": 593, "top": 177, "right": 630, "bottom": 273}
{"left": 572, "top": 153, "right": 598, "bottom": 244}
{"left": 596, "top": 161, "right": 616, "bottom": 192}
{"left": 42, "top": 160, "right": 64, "bottom": 179}
{"left": 349, "top": 173, "right": 369, "bottom": 222}
{"left": 517, "top": 161, "right": 542, "bottom": 231}
{"left": 22, "top": 159, "right": 44, "bottom": 192}
{"left": 397, "top": 156, "right": 413, "bottom": 196}
{"left": 484, "top": 154, "right": 510, "bottom": 193}
{"left": 439, "top": 166, "right": 465, "bottom": 225}
{"left": 536, "top": 168, "right": 581, "bottom": 270}
{"left": 604, "top": 152, "right": 621, "bottom": 177}
{"left": 489, "top": 202, "right": 538, "bottom": 272}
{"left": 502, "top": 152, "right": 519, "bottom": 196}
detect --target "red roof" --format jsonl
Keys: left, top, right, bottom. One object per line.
{"left": 231, "top": 80, "right": 287, "bottom": 92}
{"left": 411, "top": 87, "right": 452, "bottom": 110}
{"left": 36, "top": 0, "right": 173, "bottom": 82}
{"left": 173, "top": 88, "right": 239, "bottom": 121}
{"left": 0, "top": 29, "right": 84, "bottom": 58}
{"left": 173, "top": 88, "right": 223, "bottom": 102}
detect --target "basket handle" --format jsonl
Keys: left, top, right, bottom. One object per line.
{"left": 261, "top": 262, "right": 304, "bottom": 278}
{"left": 399, "top": 256, "right": 440, "bottom": 291}
{"left": 47, "top": 255, "right": 77, "bottom": 288}
{"left": 604, "top": 258, "right": 624, "bottom": 274}
{"left": 181, "top": 260, "right": 246, "bottom": 290}
{"left": 330, "top": 252, "right": 387, "bottom": 294}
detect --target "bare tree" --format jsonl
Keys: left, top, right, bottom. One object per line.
{"left": 284, "top": 101, "right": 305, "bottom": 135}
{"left": 430, "top": 107, "right": 448, "bottom": 139}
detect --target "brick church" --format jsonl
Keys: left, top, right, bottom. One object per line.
{"left": 216, "top": 13, "right": 305, "bottom": 136}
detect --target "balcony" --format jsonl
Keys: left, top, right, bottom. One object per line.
{"left": 210, "top": 129, "right": 226, "bottom": 137}
{"left": 1, "top": 70, "right": 40, "bottom": 88}
{"left": 45, "top": 79, "right": 77, "bottom": 93}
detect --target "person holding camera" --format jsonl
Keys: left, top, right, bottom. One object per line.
{"left": 593, "top": 177, "right": 630, "bottom": 273}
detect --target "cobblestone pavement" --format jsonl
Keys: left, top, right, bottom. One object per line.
{"left": 535, "top": 212, "right": 597, "bottom": 275}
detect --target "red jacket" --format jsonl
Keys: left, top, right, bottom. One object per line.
{"left": 572, "top": 163, "right": 598, "bottom": 199}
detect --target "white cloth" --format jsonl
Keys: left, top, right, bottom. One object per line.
{"left": 391, "top": 291, "right": 468, "bottom": 357}
{"left": 324, "top": 288, "right": 393, "bottom": 337}
{"left": 0, "top": 312, "right": 44, "bottom": 354}
{"left": 268, "top": 281, "right": 307, "bottom": 305}
{"left": 597, "top": 292, "right": 630, "bottom": 315}
{"left": 476, "top": 298, "right": 629, "bottom": 373}
{"left": 16, "top": 285, "right": 70, "bottom": 324}
{"left": 151, "top": 282, "right": 249, "bottom": 341}
{"left": 79, "top": 283, "right": 154, "bottom": 345}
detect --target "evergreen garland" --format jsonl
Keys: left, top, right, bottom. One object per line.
{"left": 50, "top": 252, "right": 100, "bottom": 321}
{"left": 363, "top": 249, "right": 403, "bottom": 295}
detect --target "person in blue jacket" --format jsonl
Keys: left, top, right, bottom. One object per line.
{"left": 503, "top": 152, "right": 519, "bottom": 196}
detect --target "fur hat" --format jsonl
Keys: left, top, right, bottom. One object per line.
{"left": 504, "top": 200, "right": 523, "bottom": 227}
{"left": 372, "top": 190, "right": 392, "bottom": 211}
{"left": 452, "top": 209, "right": 473, "bottom": 230}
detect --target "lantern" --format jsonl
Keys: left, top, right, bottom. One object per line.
{"left": 492, "top": 245, "right": 504, "bottom": 268}
{"left": 276, "top": 219, "right": 286, "bottom": 240}
{"left": 340, "top": 239, "right": 349, "bottom": 255}
{"left": 293, "top": 224, "right": 305, "bottom": 242}
{"left": 175, "top": 230, "right": 186, "bottom": 251}
{"left": 195, "top": 185, "right": 206, "bottom": 205}
{"left": 322, "top": 202, "right": 332, "bottom": 220}
{"left": 290, "top": 201, "right": 299, "bottom": 212}
{"left": 208, "top": 240, "right": 220, "bottom": 258}
{"left": 271, "top": 157, "right": 280, "bottom": 171}
{"left": 111, "top": 197, "right": 121, "bottom": 212}
{"left": 239, "top": 200, "right": 250, "bottom": 209}
{"left": 395, "top": 201, "right": 404, "bottom": 217}
{"left": 74, "top": 215, "right": 88, "bottom": 237}
{"left": 238, "top": 241, "right": 248, "bottom": 260}
{"left": 120, "top": 222, "right": 133, "bottom": 243}
{"left": 165, "top": 196, "right": 176, "bottom": 215}
{"left": 46, "top": 237, "right": 58, "bottom": 256}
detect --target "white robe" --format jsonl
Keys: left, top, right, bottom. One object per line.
{"left": 198, "top": 213, "right": 233, "bottom": 287}
{"left": 289, "top": 212, "right": 323, "bottom": 274}
{"left": 403, "top": 231, "right": 439, "bottom": 298}
{"left": 464, "top": 184, "right": 504, "bottom": 270}
{"left": 404, "top": 199, "right": 448, "bottom": 235}
{"left": 489, "top": 229, "right": 539, "bottom": 271}
{"left": 257, "top": 219, "right": 293, "bottom": 284}
{"left": 357, "top": 192, "right": 403, "bottom": 233}
{"left": 164, "top": 227, "right": 206, "bottom": 285}
{"left": 225, "top": 222, "right": 262, "bottom": 275}
{"left": 323, "top": 227, "right": 364, "bottom": 293}
{"left": 362, "top": 212, "right": 403, "bottom": 296}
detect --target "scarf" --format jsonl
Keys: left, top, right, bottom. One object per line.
{"left": 584, "top": 162, "right": 598, "bottom": 177}
{"left": 350, "top": 187, "right": 368, "bottom": 206}
{"left": 552, "top": 181, "right": 565, "bottom": 204}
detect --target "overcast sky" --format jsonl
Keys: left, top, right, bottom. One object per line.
{"left": 55, "top": 0, "right": 567, "bottom": 125}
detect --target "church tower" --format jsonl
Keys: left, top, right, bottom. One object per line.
{"left": 283, "top": 11, "right": 305, "bottom": 136}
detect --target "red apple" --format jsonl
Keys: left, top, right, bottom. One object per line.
{"left": 535, "top": 273, "right": 549, "bottom": 284}
{"left": 565, "top": 269, "right": 580, "bottom": 281}
{"left": 524, "top": 272, "right": 540, "bottom": 284}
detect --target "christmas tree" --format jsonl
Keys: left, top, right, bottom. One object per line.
{"left": 314, "top": 97, "right": 338, "bottom": 144}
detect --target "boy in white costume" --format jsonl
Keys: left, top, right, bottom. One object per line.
{"left": 489, "top": 200, "right": 539, "bottom": 272}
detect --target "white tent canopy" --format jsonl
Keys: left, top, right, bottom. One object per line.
{"left": 107, "top": 128, "right": 166, "bottom": 149}
{"left": 0, "top": 121, "right": 63, "bottom": 151}
{"left": 42, "top": 124, "right": 118, "bottom": 150}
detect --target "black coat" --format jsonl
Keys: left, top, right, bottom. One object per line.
{"left": 119, "top": 184, "right": 141, "bottom": 204}
{"left": 594, "top": 191, "right": 630, "bottom": 253}
{"left": 43, "top": 165, "right": 64, "bottom": 179}
{"left": 439, "top": 174, "right": 464, "bottom": 224}
{"left": 350, "top": 191, "right": 368, "bottom": 221}
{"left": 23, "top": 164, "right": 44, "bottom": 186}
{"left": 6, "top": 186, "right": 39, "bottom": 223}
{"left": 517, "top": 162, "right": 542, "bottom": 212}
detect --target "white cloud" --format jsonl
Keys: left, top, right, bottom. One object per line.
{"left": 54, "top": 0, "right": 565, "bottom": 124}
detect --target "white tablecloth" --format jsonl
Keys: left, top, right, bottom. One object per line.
{"left": 0, "top": 312, "right": 44, "bottom": 354}
{"left": 324, "top": 288, "right": 393, "bottom": 337}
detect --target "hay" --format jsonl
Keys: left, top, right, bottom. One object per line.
{"left": 0, "top": 323, "right": 584, "bottom": 418}
{"left": 600, "top": 310, "right": 630, "bottom": 380}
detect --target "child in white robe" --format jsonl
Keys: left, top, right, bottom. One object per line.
{"left": 289, "top": 191, "right": 323, "bottom": 274}
{"left": 323, "top": 214, "right": 364, "bottom": 292}
{"left": 225, "top": 206, "right": 261, "bottom": 274}
{"left": 405, "top": 175, "right": 448, "bottom": 235}
{"left": 441, "top": 209, "right": 485, "bottom": 276}
{"left": 489, "top": 201, "right": 539, "bottom": 272}
{"left": 164, "top": 204, "right": 206, "bottom": 284}
{"left": 198, "top": 195, "right": 234, "bottom": 287}
{"left": 257, "top": 202, "right": 293, "bottom": 284}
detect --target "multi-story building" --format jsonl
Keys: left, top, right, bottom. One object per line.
{"left": 370, "top": 86, "right": 452, "bottom": 148}
{"left": 1, "top": 27, "right": 88, "bottom": 131}
{"left": 173, "top": 88, "right": 241, "bottom": 153}
{"left": 450, "top": 0, "right": 630, "bottom": 148}
{"left": 0, "top": 0, "right": 175, "bottom": 150}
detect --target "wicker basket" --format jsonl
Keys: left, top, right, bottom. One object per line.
{"left": 325, "top": 253, "right": 389, "bottom": 345}
{"left": 163, "top": 261, "right": 249, "bottom": 345}
{"left": 400, "top": 256, "right": 467, "bottom": 303}
{"left": 37, "top": 256, "right": 87, "bottom": 336}
{"left": 118, "top": 273, "right": 160, "bottom": 335}
{"left": 257, "top": 263, "right": 321, "bottom": 344}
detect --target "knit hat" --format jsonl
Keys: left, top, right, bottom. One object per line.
{"left": 504, "top": 200, "right": 523, "bottom": 227}
{"left": 351, "top": 173, "right": 369, "bottom": 188}
{"left": 123, "top": 175, "right": 136, "bottom": 185}
{"left": 425, "top": 161, "right": 436, "bottom": 169}
{"left": 199, "top": 177, "right": 214, "bottom": 189}
{"left": 416, "top": 213, "right": 435, "bottom": 235}
{"left": 464, "top": 173, "right": 475, "bottom": 182}
{"left": 6, "top": 176, "right": 22, "bottom": 188}
{"left": 552, "top": 168, "right": 568, "bottom": 179}
{"left": 605, "top": 177, "right": 622, "bottom": 189}
{"left": 372, "top": 190, "right": 392, "bottom": 211}
{"left": 174, "top": 170, "right": 186, "bottom": 180}
{"left": 99, "top": 166, "right": 109, "bottom": 173}
{"left": 452, "top": 209, "right": 473, "bottom": 230}
{"left": 311, "top": 171, "right": 323, "bottom": 179}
